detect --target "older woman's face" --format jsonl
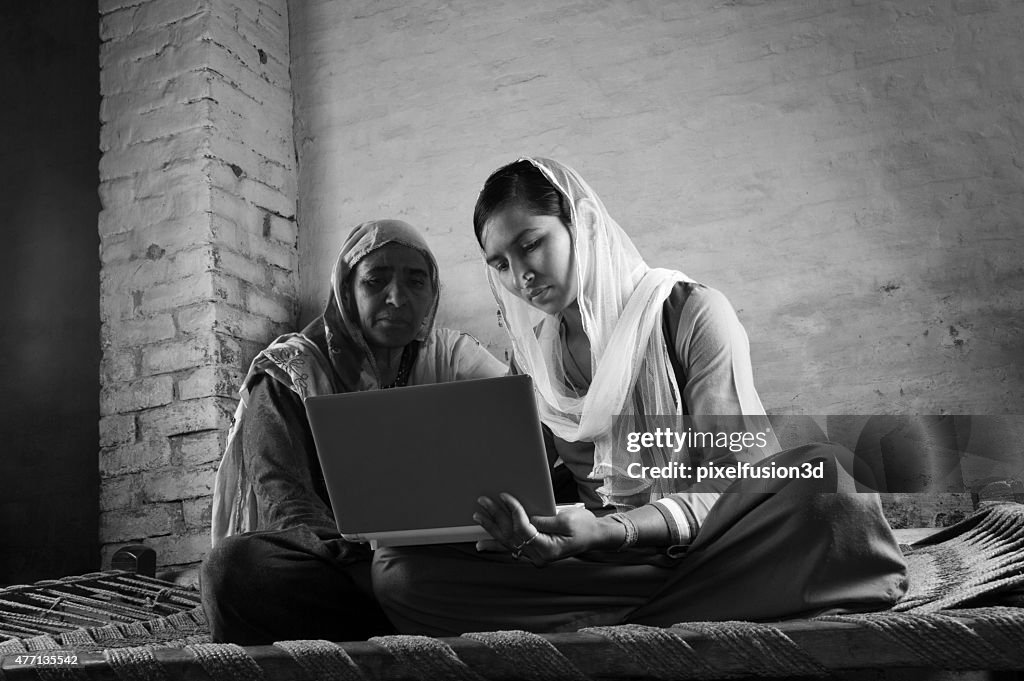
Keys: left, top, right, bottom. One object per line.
{"left": 351, "top": 243, "right": 434, "bottom": 349}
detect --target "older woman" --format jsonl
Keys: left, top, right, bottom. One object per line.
{"left": 202, "top": 220, "right": 505, "bottom": 644}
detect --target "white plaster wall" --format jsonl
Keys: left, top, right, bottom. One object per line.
{"left": 289, "top": 0, "right": 1024, "bottom": 415}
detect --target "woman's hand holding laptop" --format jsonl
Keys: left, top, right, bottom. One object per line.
{"left": 473, "top": 493, "right": 624, "bottom": 566}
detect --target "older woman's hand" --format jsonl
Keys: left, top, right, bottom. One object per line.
{"left": 473, "top": 493, "right": 624, "bottom": 566}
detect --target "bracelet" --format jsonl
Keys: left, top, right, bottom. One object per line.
{"left": 608, "top": 512, "right": 639, "bottom": 552}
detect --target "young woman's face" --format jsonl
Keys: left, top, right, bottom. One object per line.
{"left": 480, "top": 206, "right": 578, "bottom": 315}
{"left": 350, "top": 243, "right": 435, "bottom": 349}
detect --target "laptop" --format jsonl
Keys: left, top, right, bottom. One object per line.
{"left": 304, "top": 374, "right": 557, "bottom": 548}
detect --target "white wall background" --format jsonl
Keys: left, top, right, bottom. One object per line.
{"left": 288, "top": 0, "right": 1024, "bottom": 415}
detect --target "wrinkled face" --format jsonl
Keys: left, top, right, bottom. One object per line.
{"left": 480, "top": 206, "right": 577, "bottom": 315}
{"left": 350, "top": 243, "right": 435, "bottom": 349}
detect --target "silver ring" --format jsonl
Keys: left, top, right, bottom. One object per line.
{"left": 511, "top": 530, "right": 540, "bottom": 559}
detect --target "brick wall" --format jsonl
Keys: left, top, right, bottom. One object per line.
{"left": 290, "top": 0, "right": 1024, "bottom": 415}
{"left": 98, "top": 0, "right": 296, "bottom": 582}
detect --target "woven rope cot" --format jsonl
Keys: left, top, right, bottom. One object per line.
{"left": 0, "top": 572, "right": 203, "bottom": 643}
{"left": 2, "top": 503, "right": 1024, "bottom": 681}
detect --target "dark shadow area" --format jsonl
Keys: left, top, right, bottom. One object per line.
{"left": 0, "top": 0, "right": 100, "bottom": 584}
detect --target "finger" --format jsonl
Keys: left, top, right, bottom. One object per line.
{"left": 472, "top": 502, "right": 499, "bottom": 534}
{"left": 480, "top": 494, "right": 511, "bottom": 518}
{"left": 498, "top": 493, "right": 535, "bottom": 532}
{"left": 475, "top": 538, "right": 505, "bottom": 552}
{"left": 485, "top": 496, "right": 519, "bottom": 538}
{"left": 477, "top": 496, "right": 511, "bottom": 537}
{"left": 476, "top": 495, "right": 499, "bottom": 514}
{"left": 474, "top": 498, "right": 497, "bottom": 527}
{"left": 472, "top": 511, "right": 510, "bottom": 547}
{"left": 476, "top": 496, "right": 505, "bottom": 527}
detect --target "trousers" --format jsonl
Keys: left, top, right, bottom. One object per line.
{"left": 200, "top": 525, "right": 394, "bottom": 644}
{"left": 202, "top": 443, "right": 907, "bottom": 640}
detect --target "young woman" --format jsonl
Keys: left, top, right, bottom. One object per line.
{"left": 203, "top": 219, "right": 505, "bottom": 644}
{"left": 371, "top": 159, "right": 907, "bottom": 635}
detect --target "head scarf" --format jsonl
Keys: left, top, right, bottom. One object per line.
{"left": 481, "top": 157, "right": 695, "bottom": 506}
{"left": 212, "top": 219, "right": 440, "bottom": 545}
{"left": 323, "top": 219, "right": 440, "bottom": 391}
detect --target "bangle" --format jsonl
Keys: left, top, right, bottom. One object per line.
{"left": 608, "top": 512, "right": 639, "bottom": 552}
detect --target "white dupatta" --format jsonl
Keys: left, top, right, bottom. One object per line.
{"left": 483, "top": 158, "right": 696, "bottom": 506}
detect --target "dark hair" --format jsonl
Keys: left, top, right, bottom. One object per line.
{"left": 473, "top": 160, "right": 571, "bottom": 244}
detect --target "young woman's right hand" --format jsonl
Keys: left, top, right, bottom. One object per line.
{"left": 473, "top": 493, "right": 625, "bottom": 566}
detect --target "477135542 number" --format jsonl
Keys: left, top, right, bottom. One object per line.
{"left": 2, "top": 653, "right": 81, "bottom": 668}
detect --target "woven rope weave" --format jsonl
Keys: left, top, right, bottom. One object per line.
{"left": 2, "top": 609, "right": 1024, "bottom": 680}
{"left": 104, "top": 646, "right": 171, "bottom": 681}
{"left": 896, "top": 503, "right": 1024, "bottom": 612}
{"left": 674, "top": 621, "right": 828, "bottom": 678}
{"left": 3, "top": 508, "right": 1024, "bottom": 680}
{"left": 187, "top": 643, "right": 266, "bottom": 681}
{"left": 0, "top": 571, "right": 202, "bottom": 643}
{"left": 22, "top": 637, "right": 60, "bottom": 653}
{"left": 274, "top": 639, "right": 366, "bottom": 681}
{"left": 944, "top": 606, "right": 1024, "bottom": 657}
{"left": 462, "top": 630, "right": 589, "bottom": 681}
{"left": 369, "top": 635, "right": 485, "bottom": 681}
{"left": 581, "top": 623, "right": 719, "bottom": 680}
{"left": 818, "top": 606, "right": 1024, "bottom": 670}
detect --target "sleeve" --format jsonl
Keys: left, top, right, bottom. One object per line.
{"left": 677, "top": 286, "right": 770, "bottom": 424}
{"left": 450, "top": 332, "right": 509, "bottom": 380}
{"left": 242, "top": 374, "right": 340, "bottom": 538}
{"left": 657, "top": 285, "right": 780, "bottom": 548}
